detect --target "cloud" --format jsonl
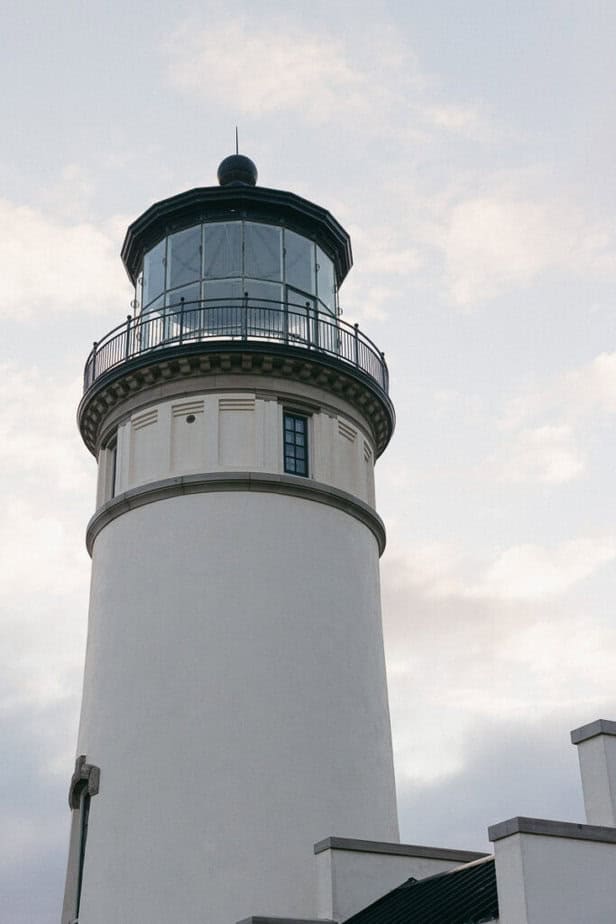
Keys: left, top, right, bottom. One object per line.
{"left": 481, "top": 351, "right": 616, "bottom": 493}
{"left": 166, "top": 16, "right": 497, "bottom": 146}
{"left": 424, "top": 103, "right": 488, "bottom": 137}
{"left": 469, "top": 538, "right": 616, "bottom": 600}
{"left": 0, "top": 365, "right": 92, "bottom": 922}
{"left": 382, "top": 551, "right": 616, "bottom": 823}
{"left": 383, "top": 536, "right": 616, "bottom": 603}
{"left": 0, "top": 700, "right": 78, "bottom": 924}
{"left": 504, "top": 351, "right": 616, "bottom": 430}
{"left": 438, "top": 195, "right": 567, "bottom": 306}
{"left": 403, "top": 172, "right": 616, "bottom": 307}
{"left": 167, "top": 20, "right": 371, "bottom": 122}
{"left": 0, "top": 365, "right": 92, "bottom": 712}
{"left": 395, "top": 718, "right": 585, "bottom": 850}
{"left": 493, "top": 424, "right": 585, "bottom": 484}
{"left": 0, "top": 198, "right": 130, "bottom": 318}
{"left": 0, "top": 365, "right": 90, "bottom": 493}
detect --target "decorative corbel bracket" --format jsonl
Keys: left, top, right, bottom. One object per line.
{"left": 68, "top": 754, "right": 101, "bottom": 809}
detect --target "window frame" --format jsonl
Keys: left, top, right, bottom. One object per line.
{"left": 283, "top": 410, "right": 309, "bottom": 478}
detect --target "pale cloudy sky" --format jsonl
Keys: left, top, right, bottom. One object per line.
{"left": 2, "top": 2, "right": 616, "bottom": 921}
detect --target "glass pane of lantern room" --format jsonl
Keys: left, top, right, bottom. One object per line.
{"left": 139, "top": 295, "right": 165, "bottom": 349}
{"left": 203, "top": 280, "right": 243, "bottom": 335}
{"left": 142, "top": 239, "right": 166, "bottom": 308}
{"left": 166, "top": 282, "right": 202, "bottom": 333}
{"left": 316, "top": 247, "right": 336, "bottom": 314}
{"left": 244, "top": 280, "right": 283, "bottom": 337}
{"left": 285, "top": 230, "right": 314, "bottom": 295}
{"left": 204, "top": 222, "right": 242, "bottom": 278}
{"left": 244, "top": 223, "right": 282, "bottom": 281}
{"left": 167, "top": 226, "right": 201, "bottom": 290}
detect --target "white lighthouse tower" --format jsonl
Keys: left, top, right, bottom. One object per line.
{"left": 62, "top": 154, "right": 399, "bottom": 924}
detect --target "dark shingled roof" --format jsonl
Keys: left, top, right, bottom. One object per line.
{"left": 344, "top": 856, "right": 498, "bottom": 924}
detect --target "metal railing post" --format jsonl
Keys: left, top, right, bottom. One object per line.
{"left": 313, "top": 305, "right": 320, "bottom": 350}
{"left": 178, "top": 298, "right": 185, "bottom": 345}
{"left": 353, "top": 323, "right": 359, "bottom": 367}
{"left": 125, "top": 315, "right": 132, "bottom": 360}
{"left": 305, "top": 303, "right": 312, "bottom": 349}
{"left": 381, "top": 352, "right": 387, "bottom": 390}
{"left": 242, "top": 292, "right": 248, "bottom": 339}
{"left": 91, "top": 341, "right": 98, "bottom": 383}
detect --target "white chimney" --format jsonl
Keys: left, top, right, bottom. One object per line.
{"left": 570, "top": 719, "right": 616, "bottom": 826}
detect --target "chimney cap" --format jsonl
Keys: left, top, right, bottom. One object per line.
{"left": 571, "top": 719, "right": 616, "bottom": 745}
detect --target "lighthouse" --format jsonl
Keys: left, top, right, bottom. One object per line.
{"left": 62, "top": 154, "right": 399, "bottom": 924}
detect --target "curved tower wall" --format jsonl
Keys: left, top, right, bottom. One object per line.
{"left": 77, "top": 377, "right": 398, "bottom": 924}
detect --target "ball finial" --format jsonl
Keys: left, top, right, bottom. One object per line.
{"left": 217, "top": 154, "right": 258, "bottom": 187}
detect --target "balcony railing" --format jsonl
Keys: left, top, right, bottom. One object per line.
{"left": 83, "top": 297, "right": 389, "bottom": 395}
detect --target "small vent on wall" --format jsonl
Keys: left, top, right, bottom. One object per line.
{"left": 363, "top": 441, "right": 373, "bottom": 463}
{"left": 132, "top": 409, "right": 158, "bottom": 431}
{"left": 172, "top": 400, "right": 205, "bottom": 417}
{"left": 338, "top": 420, "right": 357, "bottom": 443}
{"left": 219, "top": 397, "right": 256, "bottom": 412}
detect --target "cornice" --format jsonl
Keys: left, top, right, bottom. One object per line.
{"left": 86, "top": 472, "right": 387, "bottom": 557}
{"left": 78, "top": 342, "right": 395, "bottom": 458}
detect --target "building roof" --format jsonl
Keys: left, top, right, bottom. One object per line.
{"left": 344, "top": 856, "right": 498, "bottom": 924}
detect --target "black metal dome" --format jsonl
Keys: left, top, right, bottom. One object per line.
{"left": 217, "top": 154, "right": 258, "bottom": 187}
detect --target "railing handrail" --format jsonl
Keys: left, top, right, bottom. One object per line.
{"left": 83, "top": 297, "right": 389, "bottom": 396}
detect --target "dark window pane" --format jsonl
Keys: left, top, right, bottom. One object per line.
{"left": 165, "top": 282, "right": 201, "bottom": 309}
{"left": 167, "top": 226, "right": 201, "bottom": 289}
{"left": 203, "top": 279, "right": 242, "bottom": 304}
{"left": 283, "top": 412, "right": 308, "bottom": 477}
{"left": 143, "top": 239, "right": 166, "bottom": 307}
{"left": 204, "top": 222, "right": 242, "bottom": 278}
{"left": 285, "top": 230, "right": 314, "bottom": 294}
{"left": 316, "top": 246, "right": 336, "bottom": 311}
{"left": 244, "top": 280, "right": 283, "bottom": 308}
{"left": 245, "top": 223, "right": 282, "bottom": 280}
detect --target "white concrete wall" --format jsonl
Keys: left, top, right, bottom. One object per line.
{"left": 96, "top": 391, "right": 377, "bottom": 508}
{"left": 76, "top": 492, "right": 399, "bottom": 924}
{"left": 494, "top": 832, "right": 616, "bottom": 924}
{"left": 315, "top": 846, "right": 466, "bottom": 922}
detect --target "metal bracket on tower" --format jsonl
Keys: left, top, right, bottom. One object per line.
{"left": 68, "top": 754, "right": 101, "bottom": 809}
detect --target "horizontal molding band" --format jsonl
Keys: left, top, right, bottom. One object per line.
{"left": 313, "top": 836, "right": 487, "bottom": 863}
{"left": 86, "top": 472, "right": 386, "bottom": 557}
{"left": 488, "top": 816, "right": 616, "bottom": 844}
{"left": 78, "top": 343, "right": 394, "bottom": 459}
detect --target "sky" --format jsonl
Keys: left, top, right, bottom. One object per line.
{"left": 1, "top": 1, "right": 616, "bottom": 920}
